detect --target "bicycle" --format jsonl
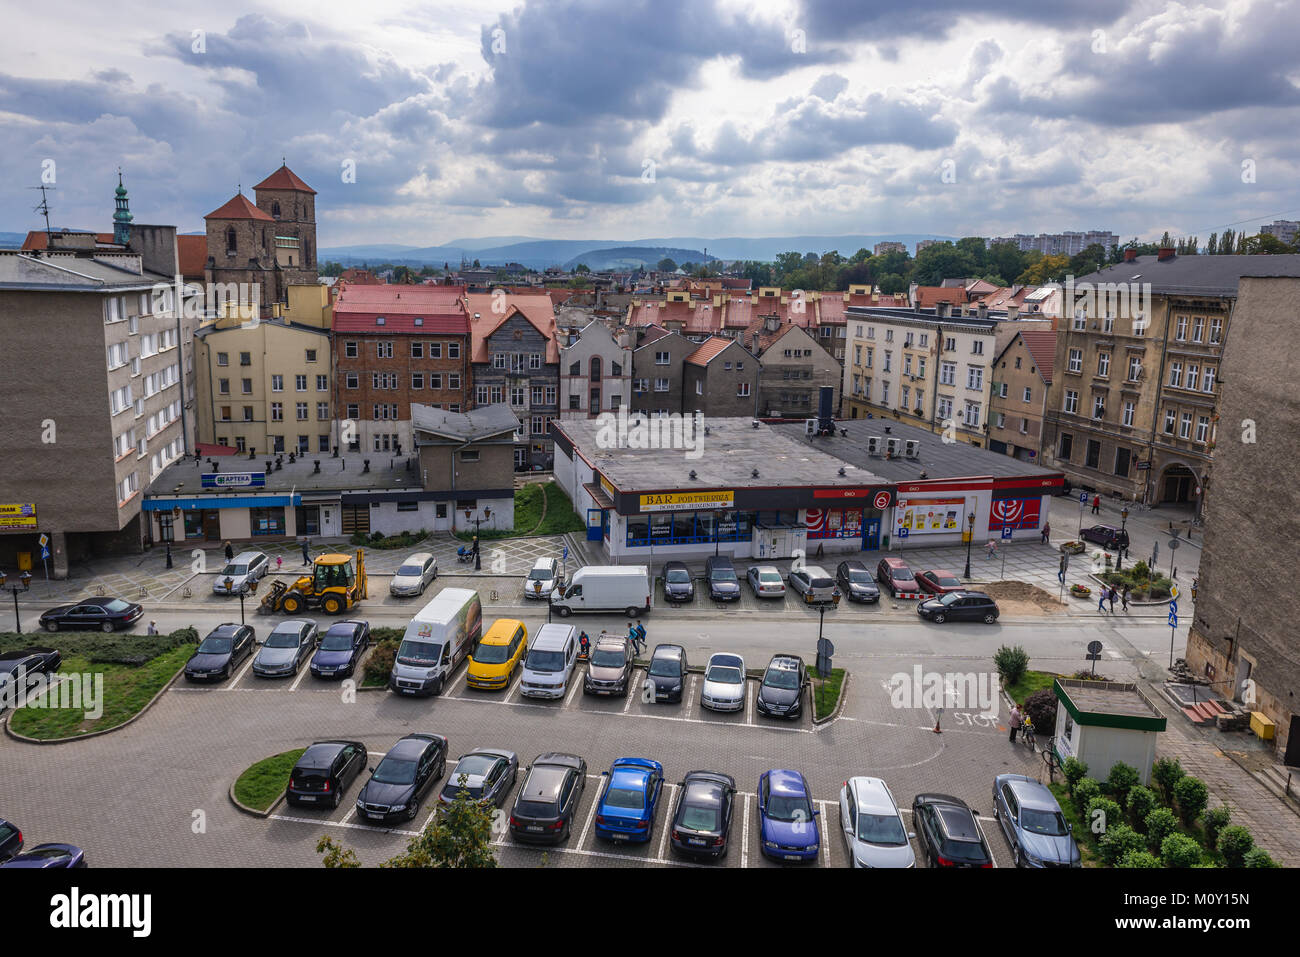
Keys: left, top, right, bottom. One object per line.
{"left": 1019, "top": 720, "right": 1037, "bottom": 752}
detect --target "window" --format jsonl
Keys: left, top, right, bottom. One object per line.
{"left": 271, "top": 402, "right": 283, "bottom": 421}
{"left": 1058, "top": 432, "right": 1073, "bottom": 459}
{"left": 319, "top": 435, "right": 331, "bottom": 453}
{"left": 219, "top": 405, "right": 231, "bottom": 422}
{"left": 883, "top": 351, "right": 892, "bottom": 372}
{"left": 448, "top": 374, "right": 461, "bottom": 390}
{"left": 1164, "top": 409, "right": 1176, "bottom": 434}
{"left": 1128, "top": 356, "right": 1142, "bottom": 380}
{"left": 241, "top": 378, "right": 253, "bottom": 394}
{"left": 1123, "top": 401, "right": 1135, "bottom": 427}
{"left": 218, "top": 378, "right": 230, "bottom": 395}
{"left": 963, "top": 401, "right": 980, "bottom": 427}
{"left": 317, "top": 402, "right": 329, "bottom": 420}
{"left": 1209, "top": 317, "right": 1223, "bottom": 344}
{"left": 235, "top": 437, "right": 247, "bottom": 453}
{"left": 216, "top": 352, "right": 229, "bottom": 367}
{"left": 346, "top": 403, "right": 359, "bottom": 419}
{"left": 1085, "top": 439, "right": 1100, "bottom": 469}
{"left": 1179, "top": 412, "right": 1193, "bottom": 439}
{"left": 996, "top": 412, "right": 1006, "bottom": 428}
{"left": 885, "top": 329, "right": 894, "bottom": 342}
{"left": 655, "top": 351, "right": 670, "bottom": 365}
{"left": 1185, "top": 364, "right": 1200, "bottom": 391}
{"left": 866, "top": 326, "right": 875, "bottom": 340}
{"left": 529, "top": 353, "right": 542, "bottom": 370}
{"left": 106, "top": 342, "right": 128, "bottom": 370}
{"left": 296, "top": 375, "right": 307, "bottom": 391}
{"left": 531, "top": 386, "right": 545, "bottom": 405}
{"left": 492, "top": 353, "right": 507, "bottom": 370}
{"left": 1114, "top": 447, "right": 1131, "bottom": 476}
{"left": 904, "top": 355, "right": 912, "bottom": 375}
{"left": 1072, "top": 312, "right": 1086, "bottom": 331}
{"left": 296, "top": 402, "right": 308, "bottom": 421}
{"left": 865, "top": 348, "right": 873, "bottom": 368}
{"left": 966, "top": 366, "right": 982, "bottom": 390}
{"left": 917, "top": 357, "right": 925, "bottom": 378}
{"left": 881, "top": 382, "right": 890, "bottom": 405}
{"left": 937, "top": 397, "right": 952, "bottom": 421}
{"left": 345, "top": 372, "right": 358, "bottom": 389}
{"left": 345, "top": 341, "right": 358, "bottom": 358}
{"left": 411, "top": 341, "right": 424, "bottom": 359}
{"left": 971, "top": 340, "right": 984, "bottom": 355}
{"left": 1023, "top": 386, "right": 1032, "bottom": 402}
{"left": 376, "top": 341, "right": 393, "bottom": 359}
{"left": 446, "top": 342, "right": 458, "bottom": 359}
{"left": 1175, "top": 315, "right": 1188, "bottom": 341}
{"left": 1092, "top": 395, "right": 1105, "bottom": 419}
{"left": 243, "top": 406, "right": 253, "bottom": 422}
{"left": 1068, "top": 349, "right": 1082, "bottom": 373}
{"left": 1063, "top": 390, "right": 1079, "bottom": 414}
{"left": 1202, "top": 367, "right": 1216, "bottom": 393}
{"left": 654, "top": 378, "right": 670, "bottom": 392}
{"left": 1192, "top": 316, "right": 1205, "bottom": 343}
{"left": 240, "top": 352, "right": 251, "bottom": 366}
{"left": 1168, "top": 362, "right": 1182, "bottom": 388}
{"left": 531, "top": 415, "right": 545, "bottom": 435}
{"left": 1196, "top": 415, "right": 1211, "bottom": 443}
{"left": 633, "top": 378, "right": 648, "bottom": 393}
{"left": 428, "top": 373, "right": 442, "bottom": 390}
{"left": 411, "top": 373, "right": 424, "bottom": 390}
{"left": 940, "top": 362, "right": 956, "bottom": 385}
{"left": 1103, "top": 315, "right": 1114, "bottom": 334}
{"left": 271, "top": 375, "right": 284, "bottom": 392}
{"left": 737, "top": 382, "right": 751, "bottom": 397}
{"left": 511, "top": 387, "right": 525, "bottom": 406}
{"left": 306, "top": 349, "right": 317, "bottom": 363}
{"left": 1097, "top": 353, "right": 1110, "bottom": 377}
{"left": 316, "top": 374, "right": 327, "bottom": 391}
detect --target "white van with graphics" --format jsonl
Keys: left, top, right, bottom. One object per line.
{"left": 548, "top": 566, "right": 651, "bottom": 618}
{"left": 519, "top": 623, "right": 579, "bottom": 700}
{"left": 389, "top": 587, "right": 482, "bottom": 696}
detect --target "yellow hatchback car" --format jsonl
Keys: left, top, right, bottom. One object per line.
{"left": 467, "top": 618, "right": 528, "bottom": 690}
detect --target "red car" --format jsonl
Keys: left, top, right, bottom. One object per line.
{"left": 916, "top": 569, "right": 964, "bottom": 594}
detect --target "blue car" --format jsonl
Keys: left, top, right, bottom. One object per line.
{"left": 758, "top": 769, "right": 820, "bottom": 862}
{"left": 594, "top": 757, "right": 664, "bottom": 843}
{"left": 0, "top": 842, "right": 85, "bottom": 868}
{"left": 310, "top": 620, "right": 370, "bottom": 679}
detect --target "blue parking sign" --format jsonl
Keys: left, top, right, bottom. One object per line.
{"left": 1001, "top": 526, "right": 1013, "bottom": 540}
{"left": 898, "top": 527, "right": 909, "bottom": 538}
{"left": 1079, "top": 492, "right": 1089, "bottom": 504}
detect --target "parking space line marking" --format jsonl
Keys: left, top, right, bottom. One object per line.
{"left": 657, "top": 784, "right": 676, "bottom": 861}
{"left": 684, "top": 675, "right": 697, "bottom": 719}
{"left": 228, "top": 654, "right": 257, "bottom": 689}
{"left": 269, "top": 813, "right": 418, "bottom": 837}
{"left": 339, "top": 806, "right": 356, "bottom": 825}
{"left": 505, "top": 669, "right": 523, "bottom": 702}
{"left": 741, "top": 792, "right": 751, "bottom": 869}
{"left": 819, "top": 800, "right": 832, "bottom": 867}
{"left": 564, "top": 668, "right": 584, "bottom": 709}
{"left": 623, "top": 670, "right": 640, "bottom": 714}
{"left": 421, "top": 806, "right": 439, "bottom": 832}
{"left": 288, "top": 664, "right": 310, "bottom": 693}
{"left": 442, "top": 668, "right": 470, "bottom": 700}
{"left": 577, "top": 780, "right": 602, "bottom": 848}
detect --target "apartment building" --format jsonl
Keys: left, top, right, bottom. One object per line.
{"left": 558, "top": 320, "right": 632, "bottom": 418}
{"left": 873, "top": 241, "right": 908, "bottom": 256}
{"left": 843, "top": 306, "right": 998, "bottom": 446}
{"left": 0, "top": 219, "right": 194, "bottom": 574}
{"left": 1259, "top": 220, "right": 1299, "bottom": 245}
{"left": 987, "top": 329, "right": 1057, "bottom": 461}
{"left": 1040, "top": 251, "right": 1300, "bottom": 508}
{"left": 681, "top": 337, "right": 759, "bottom": 418}
{"left": 989, "top": 231, "right": 1118, "bottom": 255}
{"left": 746, "top": 323, "right": 841, "bottom": 418}
{"left": 631, "top": 325, "right": 696, "bottom": 416}
{"left": 333, "top": 284, "right": 471, "bottom": 455}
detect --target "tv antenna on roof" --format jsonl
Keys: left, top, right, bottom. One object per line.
{"left": 29, "top": 184, "right": 56, "bottom": 248}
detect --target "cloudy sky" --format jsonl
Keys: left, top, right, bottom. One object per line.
{"left": 2, "top": 0, "right": 1298, "bottom": 247}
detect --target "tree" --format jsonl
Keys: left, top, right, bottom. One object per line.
{"left": 574, "top": 263, "right": 591, "bottom": 274}
{"left": 913, "top": 241, "right": 976, "bottom": 285}
{"left": 316, "top": 835, "right": 360, "bottom": 868}
{"left": 382, "top": 774, "right": 498, "bottom": 868}
{"left": 1159, "top": 231, "right": 1172, "bottom": 247}
{"left": 1016, "top": 254, "right": 1070, "bottom": 285}
{"left": 656, "top": 257, "right": 677, "bottom": 273}
{"left": 1205, "top": 232, "right": 1218, "bottom": 255}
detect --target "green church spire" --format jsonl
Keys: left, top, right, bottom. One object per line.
{"left": 113, "top": 169, "right": 133, "bottom": 244}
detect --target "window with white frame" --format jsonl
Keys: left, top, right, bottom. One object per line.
{"left": 1097, "top": 352, "right": 1110, "bottom": 377}
{"left": 1202, "top": 366, "right": 1216, "bottom": 393}
{"left": 966, "top": 366, "right": 983, "bottom": 390}
{"left": 1068, "top": 349, "right": 1082, "bottom": 373}
{"left": 736, "top": 382, "right": 750, "bottom": 397}
{"left": 654, "top": 378, "right": 670, "bottom": 392}
{"left": 940, "top": 361, "right": 955, "bottom": 385}
{"left": 345, "top": 341, "right": 358, "bottom": 358}
{"left": 1128, "top": 356, "right": 1142, "bottom": 380}
{"left": 1175, "top": 316, "right": 1188, "bottom": 341}
{"left": 1179, "top": 412, "right": 1192, "bottom": 439}
{"left": 376, "top": 341, "right": 393, "bottom": 358}
{"left": 1196, "top": 416, "right": 1210, "bottom": 442}
{"left": 272, "top": 375, "right": 284, "bottom": 392}
{"left": 1168, "top": 362, "right": 1182, "bottom": 387}
{"left": 964, "top": 401, "right": 980, "bottom": 427}
{"left": 1123, "top": 401, "right": 1135, "bottom": 427}
{"left": 1185, "top": 364, "right": 1200, "bottom": 390}
{"left": 1023, "top": 386, "right": 1032, "bottom": 402}
{"left": 1209, "top": 317, "right": 1223, "bottom": 344}
{"left": 317, "top": 402, "right": 329, "bottom": 420}
{"left": 1163, "top": 409, "right": 1176, "bottom": 434}
{"left": 1092, "top": 395, "right": 1105, "bottom": 419}
{"left": 296, "top": 375, "right": 307, "bottom": 391}
{"left": 937, "top": 397, "right": 952, "bottom": 421}
{"left": 1063, "top": 390, "right": 1079, "bottom": 414}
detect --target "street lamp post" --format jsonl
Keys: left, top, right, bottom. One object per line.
{"left": 0, "top": 570, "right": 33, "bottom": 633}
{"left": 1117, "top": 506, "right": 1129, "bottom": 570}
{"left": 225, "top": 576, "right": 246, "bottom": 624}
{"left": 963, "top": 512, "right": 975, "bottom": 579}
{"left": 464, "top": 507, "right": 492, "bottom": 571}
{"left": 714, "top": 509, "right": 724, "bottom": 558}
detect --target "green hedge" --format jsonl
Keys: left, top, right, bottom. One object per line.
{"left": 0, "top": 627, "right": 198, "bottom": 666}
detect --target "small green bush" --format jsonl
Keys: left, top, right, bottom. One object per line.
{"left": 363, "top": 638, "right": 399, "bottom": 685}
{"left": 1126, "top": 786, "right": 1158, "bottom": 831}
{"left": 1242, "top": 847, "right": 1281, "bottom": 868}
{"left": 1099, "top": 824, "right": 1144, "bottom": 865}
{"left": 1023, "top": 688, "right": 1057, "bottom": 736}
{"left": 1106, "top": 762, "right": 1140, "bottom": 804}
{"left": 1218, "top": 826, "right": 1254, "bottom": 867}
{"left": 1173, "top": 776, "right": 1209, "bottom": 827}
{"left": 1160, "top": 833, "right": 1204, "bottom": 868}
{"left": 1145, "top": 807, "right": 1179, "bottom": 850}
{"left": 1203, "top": 806, "right": 1232, "bottom": 849}
{"left": 994, "top": 645, "right": 1029, "bottom": 685}
{"left": 1062, "top": 757, "right": 1089, "bottom": 794}
{"left": 1151, "top": 757, "right": 1185, "bottom": 803}
{"left": 1087, "top": 797, "right": 1122, "bottom": 837}
{"left": 1074, "top": 777, "right": 1101, "bottom": 814}
{"left": 1118, "top": 850, "right": 1160, "bottom": 868}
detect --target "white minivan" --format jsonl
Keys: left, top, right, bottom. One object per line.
{"left": 519, "top": 623, "right": 579, "bottom": 699}
{"left": 548, "top": 566, "right": 651, "bottom": 618}
{"left": 389, "top": 587, "right": 482, "bottom": 697}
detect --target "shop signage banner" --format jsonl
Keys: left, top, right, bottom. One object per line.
{"left": 895, "top": 497, "right": 964, "bottom": 535}
{"left": 201, "top": 472, "right": 267, "bottom": 489}
{"left": 639, "top": 490, "right": 734, "bottom": 512}
{"left": 0, "top": 504, "right": 37, "bottom": 529}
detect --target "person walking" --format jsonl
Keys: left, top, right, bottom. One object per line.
{"left": 147, "top": 620, "right": 159, "bottom": 636}
{"left": 1041, "top": 521, "right": 1050, "bottom": 545}
{"left": 301, "top": 537, "right": 311, "bottom": 567}
{"left": 1121, "top": 584, "right": 1131, "bottom": 612}
{"left": 1097, "top": 587, "right": 1108, "bottom": 613}
{"left": 986, "top": 540, "right": 998, "bottom": 559}
{"left": 223, "top": 540, "right": 234, "bottom": 562}
{"left": 1091, "top": 494, "right": 1101, "bottom": 515}
{"left": 1107, "top": 585, "right": 1116, "bottom": 613}
{"left": 1009, "top": 704, "right": 1022, "bottom": 743}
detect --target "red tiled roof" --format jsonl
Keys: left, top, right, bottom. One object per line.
{"left": 684, "top": 336, "right": 735, "bottom": 366}
{"left": 177, "top": 235, "right": 207, "bottom": 278}
{"left": 339, "top": 268, "right": 383, "bottom": 284}
{"left": 333, "top": 285, "right": 468, "bottom": 334}
{"left": 21, "top": 230, "right": 116, "bottom": 249}
{"left": 1018, "top": 330, "right": 1058, "bottom": 384}
{"left": 914, "top": 286, "right": 968, "bottom": 309}
{"left": 253, "top": 165, "right": 317, "bottom": 195}
{"left": 205, "top": 193, "right": 274, "bottom": 221}
{"left": 635, "top": 324, "right": 672, "bottom": 346}
{"left": 465, "top": 292, "right": 559, "bottom": 364}
{"left": 195, "top": 442, "right": 239, "bottom": 456}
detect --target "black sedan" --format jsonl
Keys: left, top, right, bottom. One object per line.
{"left": 912, "top": 793, "right": 994, "bottom": 868}
{"left": 439, "top": 748, "right": 519, "bottom": 808}
{"left": 0, "top": 843, "right": 85, "bottom": 868}
{"left": 0, "top": 648, "right": 62, "bottom": 695}
{"left": 662, "top": 561, "right": 695, "bottom": 602}
{"left": 646, "top": 643, "right": 688, "bottom": 703}
{"left": 39, "top": 597, "right": 142, "bottom": 634}
{"left": 1081, "top": 524, "right": 1130, "bottom": 549}
{"left": 252, "top": 619, "right": 317, "bottom": 678}
{"left": 184, "top": 624, "right": 255, "bottom": 682}
{"left": 355, "top": 733, "right": 448, "bottom": 824}
{"left": 287, "top": 740, "right": 368, "bottom": 809}
{"left": 310, "top": 620, "right": 369, "bottom": 679}
{"left": 835, "top": 561, "right": 880, "bottom": 603}
{"left": 510, "top": 753, "right": 587, "bottom": 844}
{"left": 916, "top": 590, "right": 1000, "bottom": 624}
{"left": 670, "top": 770, "right": 736, "bottom": 859}
{"left": 755, "top": 654, "right": 808, "bottom": 720}
{"left": 0, "top": 818, "right": 21, "bottom": 862}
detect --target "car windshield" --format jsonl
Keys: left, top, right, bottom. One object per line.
{"left": 857, "top": 813, "right": 908, "bottom": 845}
{"left": 933, "top": 575, "right": 961, "bottom": 587}
{"left": 319, "top": 632, "right": 355, "bottom": 651}
{"left": 680, "top": 805, "right": 720, "bottom": 831}
{"left": 891, "top": 568, "right": 912, "bottom": 580}
{"left": 1020, "top": 807, "right": 1068, "bottom": 836}
{"left": 759, "top": 571, "right": 782, "bottom": 583}
{"left": 525, "top": 649, "right": 563, "bottom": 672}
{"left": 265, "top": 630, "right": 301, "bottom": 648}
{"left": 665, "top": 569, "right": 691, "bottom": 583}
{"left": 710, "top": 568, "right": 737, "bottom": 582}
{"left": 454, "top": 755, "right": 498, "bottom": 778}
{"left": 847, "top": 569, "right": 871, "bottom": 583}
{"left": 473, "top": 642, "right": 512, "bottom": 664}
{"left": 606, "top": 787, "right": 645, "bottom": 810}
{"left": 396, "top": 564, "right": 425, "bottom": 577}
{"left": 766, "top": 794, "right": 812, "bottom": 822}
{"left": 939, "top": 593, "right": 962, "bottom": 606}
{"left": 763, "top": 668, "right": 799, "bottom": 690}
{"left": 591, "top": 649, "right": 626, "bottom": 668}
{"left": 197, "top": 637, "right": 232, "bottom": 654}
{"left": 707, "top": 665, "right": 742, "bottom": 684}
{"left": 371, "top": 757, "right": 416, "bottom": 785}
{"left": 397, "top": 640, "right": 440, "bottom": 665}
{"left": 103, "top": 598, "right": 131, "bottom": 613}
{"left": 527, "top": 567, "right": 553, "bottom": 580}
{"left": 944, "top": 837, "right": 989, "bottom": 862}
{"left": 220, "top": 564, "right": 247, "bottom": 577}
{"left": 649, "top": 657, "right": 680, "bottom": 677}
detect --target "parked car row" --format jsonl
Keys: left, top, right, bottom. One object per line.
{"left": 184, "top": 619, "right": 370, "bottom": 682}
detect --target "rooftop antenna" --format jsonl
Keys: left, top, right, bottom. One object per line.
{"left": 29, "top": 184, "right": 56, "bottom": 249}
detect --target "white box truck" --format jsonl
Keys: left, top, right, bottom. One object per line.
{"left": 389, "top": 587, "right": 482, "bottom": 696}
{"left": 549, "top": 565, "right": 651, "bottom": 618}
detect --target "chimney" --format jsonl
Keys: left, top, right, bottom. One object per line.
{"left": 1157, "top": 247, "right": 1176, "bottom": 261}
{"left": 1123, "top": 248, "right": 1138, "bottom": 263}
{"left": 1007, "top": 304, "right": 1019, "bottom": 321}
{"left": 977, "top": 302, "right": 988, "bottom": 320}
{"left": 938, "top": 302, "right": 951, "bottom": 318}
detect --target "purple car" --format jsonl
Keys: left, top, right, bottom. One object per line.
{"left": 0, "top": 842, "right": 85, "bottom": 868}
{"left": 310, "top": 620, "right": 370, "bottom": 679}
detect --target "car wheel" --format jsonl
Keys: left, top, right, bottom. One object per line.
{"left": 406, "top": 803, "right": 419, "bottom": 821}
{"left": 45, "top": 621, "right": 59, "bottom": 633}
{"left": 932, "top": 613, "right": 945, "bottom": 624}
{"left": 101, "top": 621, "right": 115, "bottom": 633}
{"left": 331, "top": 788, "right": 342, "bottom": 809}
{"left": 556, "top": 605, "right": 570, "bottom": 618}
{"left": 223, "top": 665, "right": 232, "bottom": 681}
{"left": 625, "top": 606, "right": 639, "bottom": 618}
{"left": 983, "top": 613, "right": 997, "bottom": 624}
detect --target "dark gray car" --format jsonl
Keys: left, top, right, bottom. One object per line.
{"left": 662, "top": 561, "right": 695, "bottom": 602}
{"left": 836, "top": 561, "right": 880, "bottom": 603}
{"left": 584, "top": 634, "right": 633, "bottom": 696}
{"left": 439, "top": 748, "right": 519, "bottom": 808}
{"left": 253, "top": 619, "right": 317, "bottom": 677}
{"left": 992, "top": 773, "right": 1080, "bottom": 867}
{"left": 646, "top": 643, "right": 688, "bottom": 703}
{"left": 705, "top": 556, "right": 741, "bottom": 601}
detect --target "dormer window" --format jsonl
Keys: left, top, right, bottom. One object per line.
{"left": 414, "top": 318, "right": 423, "bottom": 326}
{"left": 376, "top": 317, "right": 386, "bottom": 325}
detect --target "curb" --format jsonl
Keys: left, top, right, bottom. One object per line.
{"left": 812, "top": 670, "right": 849, "bottom": 725}
{"left": 229, "top": 779, "right": 287, "bottom": 819}
{"left": 3, "top": 657, "right": 188, "bottom": 746}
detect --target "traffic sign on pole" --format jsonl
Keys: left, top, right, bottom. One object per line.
{"left": 1168, "top": 612, "right": 1178, "bottom": 627}
{"left": 1001, "top": 526, "right": 1013, "bottom": 540}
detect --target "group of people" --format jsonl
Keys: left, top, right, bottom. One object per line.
{"left": 577, "top": 622, "right": 646, "bottom": 657}
{"left": 1097, "top": 582, "right": 1131, "bottom": 613}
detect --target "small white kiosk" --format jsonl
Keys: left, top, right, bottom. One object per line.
{"left": 1052, "top": 679, "right": 1168, "bottom": 785}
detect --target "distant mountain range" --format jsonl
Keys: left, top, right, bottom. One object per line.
{"left": 318, "top": 234, "right": 949, "bottom": 270}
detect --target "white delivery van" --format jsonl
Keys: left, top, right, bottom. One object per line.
{"left": 519, "top": 623, "right": 579, "bottom": 699}
{"left": 548, "top": 566, "right": 651, "bottom": 618}
{"left": 389, "top": 587, "right": 482, "bottom": 696}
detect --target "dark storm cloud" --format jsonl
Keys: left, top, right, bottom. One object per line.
{"left": 798, "top": 0, "right": 1134, "bottom": 40}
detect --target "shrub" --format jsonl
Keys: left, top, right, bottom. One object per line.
{"left": 1062, "top": 757, "right": 1089, "bottom": 794}
{"left": 1118, "top": 849, "right": 1160, "bottom": 868}
{"left": 1203, "top": 805, "right": 1232, "bottom": 849}
{"left": 1099, "top": 824, "right": 1144, "bottom": 865}
{"left": 1144, "top": 807, "right": 1179, "bottom": 850}
{"left": 1070, "top": 669, "right": 1108, "bottom": 681}
{"left": 1242, "top": 847, "right": 1281, "bottom": 868}
{"left": 1074, "top": 778, "right": 1101, "bottom": 814}
{"left": 1172, "top": 776, "right": 1209, "bottom": 827}
{"left": 370, "top": 531, "right": 385, "bottom": 542}
{"left": 1130, "top": 560, "right": 1150, "bottom": 580}
{"left": 363, "top": 638, "right": 399, "bottom": 685}
{"left": 1160, "top": 833, "right": 1204, "bottom": 868}
{"left": 993, "top": 645, "right": 1029, "bottom": 686}
{"left": 1149, "top": 577, "right": 1174, "bottom": 599}
{"left": 1086, "top": 797, "right": 1122, "bottom": 837}
{"left": 1151, "top": 757, "right": 1185, "bottom": 803}
{"left": 1106, "top": 762, "right": 1140, "bottom": 804}
{"left": 349, "top": 532, "right": 367, "bottom": 546}
{"left": 1126, "top": 786, "right": 1158, "bottom": 831}
{"left": 1023, "top": 688, "right": 1057, "bottom": 736}
{"left": 1217, "top": 826, "right": 1254, "bottom": 867}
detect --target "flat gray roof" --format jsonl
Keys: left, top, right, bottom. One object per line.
{"left": 1077, "top": 253, "right": 1300, "bottom": 297}
{"left": 145, "top": 450, "right": 420, "bottom": 498}
{"left": 771, "top": 417, "right": 1059, "bottom": 483}
{"left": 1056, "top": 679, "right": 1165, "bottom": 720}
{"left": 0, "top": 249, "right": 167, "bottom": 291}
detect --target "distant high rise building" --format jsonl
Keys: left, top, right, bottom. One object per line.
{"left": 1260, "top": 220, "right": 1299, "bottom": 245}
{"left": 873, "top": 241, "right": 907, "bottom": 256}
{"left": 989, "top": 231, "right": 1118, "bottom": 256}
{"left": 915, "top": 239, "right": 940, "bottom": 255}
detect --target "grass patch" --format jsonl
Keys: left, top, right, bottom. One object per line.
{"left": 455, "top": 482, "right": 585, "bottom": 541}
{"left": 234, "top": 748, "right": 307, "bottom": 811}
{"left": 1003, "top": 669, "right": 1058, "bottom": 705}
{"left": 8, "top": 643, "right": 195, "bottom": 739}
{"left": 808, "top": 666, "right": 846, "bottom": 720}
{"left": 1, "top": 627, "right": 197, "bottom": 665}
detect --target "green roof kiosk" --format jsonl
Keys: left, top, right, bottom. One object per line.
{"left": 1052, "top": 679, "right": 1168, "bottom": 786}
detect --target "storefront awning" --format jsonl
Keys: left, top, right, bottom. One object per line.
{"left": 582, "top": 482, "right": 615, "bottom": 509}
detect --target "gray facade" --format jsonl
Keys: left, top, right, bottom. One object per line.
{"left": 631, "top": 328, "right": 694, "bottom": 415}
{"left": 682, "top": 340, "right": 759, "bottom": 418}
{"left": 472, "top": 312, "right": 559, "bottom": 470}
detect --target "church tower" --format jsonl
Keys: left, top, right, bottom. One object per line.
{"left": 112, "top": 172, "right": 133, "bottom": 245}
{"left": 252, "top": 163, "right": 318, "bottom": 296}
